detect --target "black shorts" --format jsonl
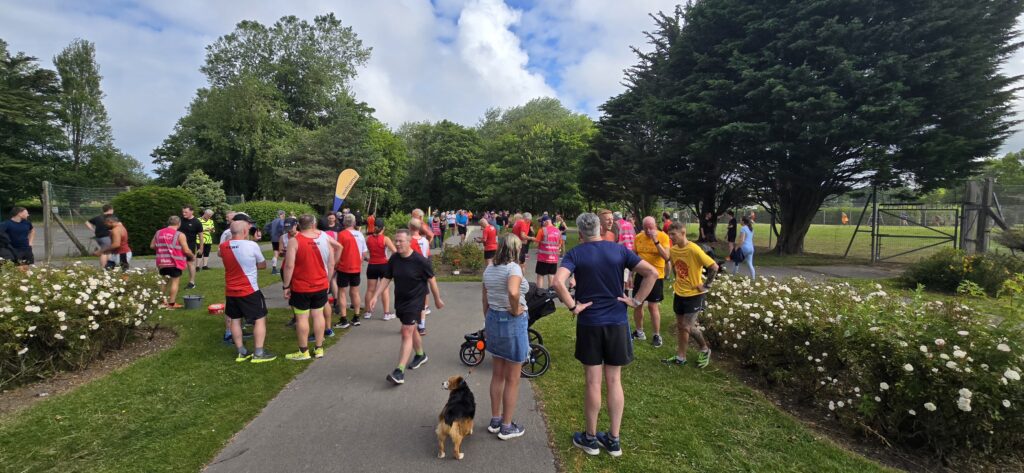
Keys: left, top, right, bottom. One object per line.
{"left": 14, "top": 248, "right": 34, "bottom": 265}
{"left": 727, "top": 232, "right": 737, "bottom": 243}
{"left": 448, "top": 223, "right": 455, "bottom": 229}
{"left": 397, "top": 310, "right": 421, "bottom": 326}
{"left": 484, "top": 250, "right": 496, "bottom": 260}
{"left": 673, "top": 293, "right": 707, "bottom": 315}
{"left": 518, "top": 248, "right": 529, "bottom": 264}
{"left": 186, "top": 240, "right": 198, "bottom": 254}
{"left": 535, "top": 261, "right": 557, "bottom": 276}
{"left": 574, "top": 324, "right": 633, "bottom": 366}
{"left": 226, "top": 291, "right": 268, "bottom": 323}
{"left": 632, "top": 276, "right": 665, "bottom": 302}
{"left": 336, "top": 271, "right": 361, "bottom": 287}
{"left": 289, "top": 289, "right": 329, "bottom": 311}
{"left": 457, "top": 225, "right": 467, "bottom": 235}
{"left": 366, "top": 263, "right": 387, "bottom": 280}
{"left": 202, "top": 245, "right": 211, "bottom": 258}
{"left": 272, "top": 242, "right": 280, "bottom": 251}
{"left": 158, "top": 267, "right": 183, "bottom": 278}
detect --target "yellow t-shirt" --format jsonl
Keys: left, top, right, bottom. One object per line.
{"left": 634, "top": 231, "right": 671, "bottom": 278}
{"left": 670, "top": 242, "right": 716, "bottom": 297}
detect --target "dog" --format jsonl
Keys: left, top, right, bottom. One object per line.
{"left": 436, "top": 375, "right": 475, "bottom": 460}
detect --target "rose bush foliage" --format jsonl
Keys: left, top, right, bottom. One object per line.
{"left": 705, "top": 275, "right": 1023, "bottom": 459}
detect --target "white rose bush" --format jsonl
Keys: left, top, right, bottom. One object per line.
{"left": 0, "top": 263, "right": 163, "bottom": 389}
{"left": 705, "top": 276, "right": 1024, "bottom": 460}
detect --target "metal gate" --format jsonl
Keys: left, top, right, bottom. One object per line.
{"left": 844, "top": 188, "right": 961, "bottom": 262}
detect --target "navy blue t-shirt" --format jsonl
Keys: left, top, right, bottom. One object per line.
{"left": 560, "top": 241, "right": 642, "bottom": 326}
{"left": 3, "top": 219, "right": 33, "bottom": 249}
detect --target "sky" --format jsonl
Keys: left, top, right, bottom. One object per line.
{"left": 2, "top": 0, "right": 1024, "bottom": 172}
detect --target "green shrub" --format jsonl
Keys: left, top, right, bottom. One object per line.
{"left": 111, "top": 186, "right": 196, "bottom": 256}
{"left": 381, "top": 212, "right": 413, "bottom": 238}
{"left": 705, "top": 276, "right": 1024, "bottom": 461}
{"left": 898, "top": 248, "right": 1024, "bottom": 295}
{"left": 231, "top": 201, "right": 316, "bottom": 240}
{"left": 438, "top": 243, "right": 484, "bottom": 273}
{"left": 0, "top": 263, "right": 163, "bottom": 389}
{"left": 995, "top": 225, "right": 1024, "bottom": 252}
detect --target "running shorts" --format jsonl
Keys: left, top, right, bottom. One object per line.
{"left": 289, "top": 289, "right": 328, "bottom": 311}
{"left": 272, "top": 241, "right": 280, "bottom": 251}
{"left": 535, "top": 261, "right": 557, "bottom": 276}
{"left": 397, "top": 310, "right": 421, "bottom": 326}
{"left": 366, "top": 263, "right": 387, "bottom": 280}
{"left": 673, "top": 293, "right": 706, "bottom": 315}
{"left": 457, "top": 225, "right": 467, "bottom": 235}
{"left": 202, "top": 245, "right": 211, "bottom": 258}
{"left": 484, "top": 250, "right": 496, "bottom": 260}
{"left": 574, "top": 324, "right": 633, "bottom": 366}
{"left": 336, "top": 271, "right": 361, "bottom": 288}
{"left": 632, "top": 276, "right": 665, "bottom": 303}
{"left": 226, "top": 290, "right": 268, "bottom": 323}
{"left": 158, "top": 267, "right": 183, "bottom": 278}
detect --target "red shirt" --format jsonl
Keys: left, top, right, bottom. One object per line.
{"left": 291, "top": 232, "right": 330, "bottom": 293}
{"left": 482, "top": 225, "right": 497, "bottom": 251}
{"left": 662, "top": 219, "right": 672, "bottom": 233}
{"left": 366, "top": 234, "right": 389, "bottom": 265}
{"left": 336, "top": 229, "right": 362, "bottom": 273}
{"left": 366, "top": 215, "right": 376, "bottom": 233}
{"left": 512, "top": 219, "right": 531, "bottom": 243}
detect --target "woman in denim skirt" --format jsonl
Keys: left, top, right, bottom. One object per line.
{"left": 482, "top": 234, "right": 530, "bottom": 440}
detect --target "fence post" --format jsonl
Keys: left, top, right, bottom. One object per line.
{"left": 976, "top": 177, "right": 994, "bottom": 253}
{"left": 42, "top": 181, "right": 53, "bottom": 264}
{"left": 871, "top": 186, "right": 880, "bottom": 263}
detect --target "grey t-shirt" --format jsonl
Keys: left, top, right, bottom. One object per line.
{"left": 483, "top": 263, "right": 528, "bottom": 312}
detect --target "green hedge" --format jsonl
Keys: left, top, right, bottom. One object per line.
{"left": 230, "top": 201, "right": 316, "bottom": 240}
{"left": 0, "top": 264, "right": 163, "bottom": 389}
{"left": 111, "top": 186, "right": 196, "bottom": 256}
{"left": 898, "top": 248, "right": 1024, "bottom": 295}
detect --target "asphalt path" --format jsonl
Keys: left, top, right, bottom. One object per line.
{"left": 204, "top": 279, "right": 558, "bottom": 473}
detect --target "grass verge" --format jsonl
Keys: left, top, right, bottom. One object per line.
{"left": 0, "top": 267, "right": 339, "bottom": 472}
{"left": 530, "top": 298, "right": 892, "bottom": 472}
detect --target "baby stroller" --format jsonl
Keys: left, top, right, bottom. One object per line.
{"left": 460, "top": 283, "right": 558, "bottom": 378}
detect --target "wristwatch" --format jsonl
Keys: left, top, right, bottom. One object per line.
{"left": 632, "top": 297, "right": 643, "bottom": 306}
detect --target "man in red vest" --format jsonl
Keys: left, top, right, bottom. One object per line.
{"left": 220, "top": 220, "right": 276, "bottom": 363}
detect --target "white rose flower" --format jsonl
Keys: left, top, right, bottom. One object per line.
{"left": 940, "top": 353, "right": 950, "bottom": 360}
{"left": 1003, "top": 400, "right": 1012, "bottom": 408}
{"left": 946, "top": 361, "right": 958, "bottom": 369}
{"left": 79, "top": 335, "right": 86, "bottom": 340}
{"left": 997, "top": 343, "right": 1011, "bottom": 352}
{"left": 837, "top": 401, "right": 845, "bottom": 408}
{"left": 903, "top": 364, "right": 914, "bottom": 372}
{"left": 874, "top": 396, "right": 881, "bottom": 402}
{"left": 953, "top": 350, "right": 966, "bottom": 359}
{"left": 60, "top": 325, "right": 67, "bottom": 331}
{"left": 54, "top": 333, "right": 64, "bottom": 340}
{"left": 1004, "top": 369, "right": 1021, "bottom": 381}
{"left": 27, "top": 326, "right": 36, "bottom": 332}
{"left": 908, "top": 409, "right": 916, "bottom": 416}
{"left": 957, "top": 330, "right": 969, "bottom": 336}
{"left": 17, "top": 347, "right": 28, "bottom": 356}
{"left": 829, "top": 401, "right": 835, "bottom": 411}
{"left": 879, "top": 382, "right": 890, "bottom": 391}
{"left": 920, "top": 345, "right": 928, "bottom": 353}
{"left": 924, "top": 402, "right": 937, "bottom": 412}
{"left": 958, "top": 388, "right": 972, "bottom": 399}
{"left": 935, "top": 339, "right": 946, "bottom": 347}
{"left": 957, "top": 397, "right": 972, "bottom": 412}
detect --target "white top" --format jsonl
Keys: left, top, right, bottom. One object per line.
{"left": 483, "top": 263, "right": 528, "bottom": 312}
{"left": 350, "top": 229, "right": 368, "bottom": 254}
{"left": 446, "top": 213, "right": 456, "bottom": 225}
{"left": 223, "top": 239, "right": 264, "bottom": 294}
{"left": 418, "top": 236, "right": 430, "bottom": 256}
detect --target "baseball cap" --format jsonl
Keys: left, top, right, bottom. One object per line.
{"left": 283, "top": 217, "right": 298, "bottom": 229}
{"left": 539, "top": 215, "right": 551, "bottom": 223}
{"left": 232, "top": 212, "right": 255, "bottom": 223}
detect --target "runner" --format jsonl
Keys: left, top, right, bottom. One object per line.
{"left": 151, "top": 216, "right": 195, "bottom": 309}
{"left": 366, "top": 212, "right": 376, "bottom": 234}
{"left": 178, "top": 206, "right": 204, "bottom": 289}
{"left": 363, "top": 222, "right": 397, "bottom": 320}
{"left": 534, "top": 216, "right": 561, "bottom": 289}
{"left": 511, "top": 212, "right": 534, "bottom": 271}
{"left": 197, "top": 209, "right": 215, "bottom": 270}
{"left": 94, "top": 215, "right": 131, "bottom": 270}
{"left": 220, "top": 220, "right": 277, "bottom": 363}
{"left": 616, "top": 213, "right": 636, "bottom": 252}
{"left": 85, "top": 204, "right": 115, "bottom": 269}
{"left": 599, "top": 209, "right": 617, "bottom": 242}
{"left": 333, "top": 214, "right": 367, "bottom": 328}
{"left": 431, "top": 216, "right": 443, "bottom": 249}
{"left": 268, "top": 210, "right": 286, "bottom": 274}
{"left": 412, "top": 208, "right": 435, "bottom": 244}
{"left": 446, "top": 210, "right": 456, "bottom": 234}
{"left": 663, "top": 221, "right": 719, "bottom": 368}
{"left": 661, "top": 211, "right": 672, "bottom": 234}
{"left": 556, "top": 214, "right": 568, "bottom": 255}
{"left": 725, "top": 210, "right": 738, "bottom": 259}
{"left": 631, "top": 216, "right": 670, "bottom": 347}
{"left": 367, "top": 229, "right": 444, "bottom": 385}
{"left": 456, "top": 210, "right": 469, "bottom": 243}
{"left": 408, "top": 218, "right": 432, "bottom": 335}
{"left": 282, "top": 215, "right": 342, "bottom": 361}
{"left": 475, "top": 217, "right": 498, "bottom": 266}
{"left": 2, "top": 207, "right": 34, "bottom": 266}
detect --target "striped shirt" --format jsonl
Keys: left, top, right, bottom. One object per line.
{"left": 483, "top": 263, "right": 528, "bottom": 312}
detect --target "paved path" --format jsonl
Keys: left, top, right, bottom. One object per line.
{"left": 204, "top": 281, "right": 558, "bottom": 473}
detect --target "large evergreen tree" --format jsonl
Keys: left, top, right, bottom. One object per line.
{"left": 53, "top": 38, "right": 111, "bottom": 172}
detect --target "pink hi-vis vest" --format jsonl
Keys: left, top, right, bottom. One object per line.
{"left": 154, "top": 227, "right": 186, "bottom": 270}
{"left": 537, "top": 226, "right": 561, "bottom": 263}
{"left": 618, "top": 220, "right": 635, "bottom": 251}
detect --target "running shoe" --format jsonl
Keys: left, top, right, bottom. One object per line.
{"left": 662, "top": 355, "right": 687, "bottom": 366}
{"left": 418, "top": 327, "right": 427, "bottom": 336}
{"left": 697, "top": 348, "right": 712, "bottom": 368}
{"left": 251, "top": 351, "right": 277, "bottom": 363}
{"left": 203, "top": 266, "right": 211, "bottom": 271}
{"left": 387, "top": 368, "right": 405, "bottom": 385}
{"left": 285, "top": 317, "right": 296, "bottom": 328}
{"left": 572, "top": 432, "right": 601, "bottom": 456}
{"left": 314, "top": 347, "right": 325, "bottom": 359}
{"left": 186, "top": 282, "right": 196, "bottom": 290}
{"left": 652, "top": 334, "right": 663, "bottom": 348}
{"left": 324, "top": 328, "right": 335, "bottom": 337}
{"left": 235, "top": 353, "right": 252, "bottom": 362}
{"left": 409, "top": 353, "right": 428, "bottom": 369}
{"left": 222, "top": 333, "right": 233, "bottom": 343}
{"left": 362, "top": 312, "right": 372, "bottom": 320}
{"left": 498, "top": 423, "right": 525, "bottom": 440}
{"left": 382, "top": 313, "right": 396, "bottom": 321}
{"left": 488, "top": 418, "right": 502, "bottom": 434}
{"left": 596, "top": 432, "right": 622, "bottom": 457}
{"left": 285, "top": 350, "right": 312, "bottom": 361}
{"left": 424, "top": 307, "right": 432, "bottom": 315}
{"left": 352, "top": 315, "right": 361, "bottom": 326}
{"left": 631, "top": 330, "right": 646, "bottom": 341}
{"left": 270, "top": 267, "right": 279, "bottom": 275}
{"left": 334, "top": 318, "right": 351, "bottom": 329}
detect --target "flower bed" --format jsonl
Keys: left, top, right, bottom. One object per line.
{"left": 704, "top": 276, "right": 1023, "bottom": 460}
{"left": 0, "top": 264, "right": 163, "bottom": 389}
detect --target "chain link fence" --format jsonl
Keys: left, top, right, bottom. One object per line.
{"left": 42, "top": 183, "right": 131, "bottom": 259}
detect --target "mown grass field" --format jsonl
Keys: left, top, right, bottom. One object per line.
{"left": 530, "top": 284, "right": 894, "bottom": 472}
{"left": 0, "top": 268, "right": 338, "bottom": 472}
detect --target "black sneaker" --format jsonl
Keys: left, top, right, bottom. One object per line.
{"left": 285, "top": 317, "right": 296, "bottom": 328}
{"left": 596, "top": 431, "right": 622, "bottom": 457}
{"left": 352, "top": 315, "right": 361, "bottom": 326}
{"left": 631, "top": 330, "right": 646, "bottom": 341}
{"left": 652, "top": 334, "right": 663, "bottom": 347}
{"left": 334, "top": 318, "right": 351, "bottom": 329}
{"left": 409, "top": 353, "right": 428, "bottom": 369}
{"left": 387, "top": 369, "right": 405, "bottom": 385}
{"left": 572, "top": 432, "right": 600, "bottom": 456}
{"left": 186, "top": 282, "right": 196, "bottom": 290}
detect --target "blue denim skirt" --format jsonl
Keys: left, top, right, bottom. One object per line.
{"left": 485, "top": 308, "right": 530, "bottom": 363}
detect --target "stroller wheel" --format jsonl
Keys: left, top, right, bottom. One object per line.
{"left": 528, "top": 328, "right": 543, "bottom": 346}
{"left": 520, "top": 343, "right": 550, "bottom": 378}
{"left": 460, "top": 342, "right": 486, "bottom": 367}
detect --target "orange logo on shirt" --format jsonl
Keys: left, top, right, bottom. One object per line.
{"left": 674, "top": 259, "right": 689, "bottom": 279}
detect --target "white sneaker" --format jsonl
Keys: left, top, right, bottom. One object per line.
{"left": 424, "top": 306, "right": 432, "bottom": 315}
{"left": 382, "top": 313, "right": 396, "bottom": 321}
{"left": 363, "top": 312, "right": 372, "bottom": 319}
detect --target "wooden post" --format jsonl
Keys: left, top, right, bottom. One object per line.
{"left": 42, "top": 181, "right": 53, "bottom": 264}
{"left": 976, "top": 177, "right": 994, "bottom": 253}
{"left": 871, "top": 186, "right": 880, "bottom": 263}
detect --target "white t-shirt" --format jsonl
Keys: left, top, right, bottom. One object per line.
{"left": 350, "top": 229, "right": 368, "bottom": 255}
{"left": 418, "top": 236, "right": 430, "bottom": 256}
{"left": 446, "top": 213, "right": 456, "bottom": 225}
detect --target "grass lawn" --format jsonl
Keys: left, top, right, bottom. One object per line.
{"left": 530, "top": 285, "right": 893, "bottom": 473}
{"left": 0, "top": 267, "right": 338, "bottom": 472}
